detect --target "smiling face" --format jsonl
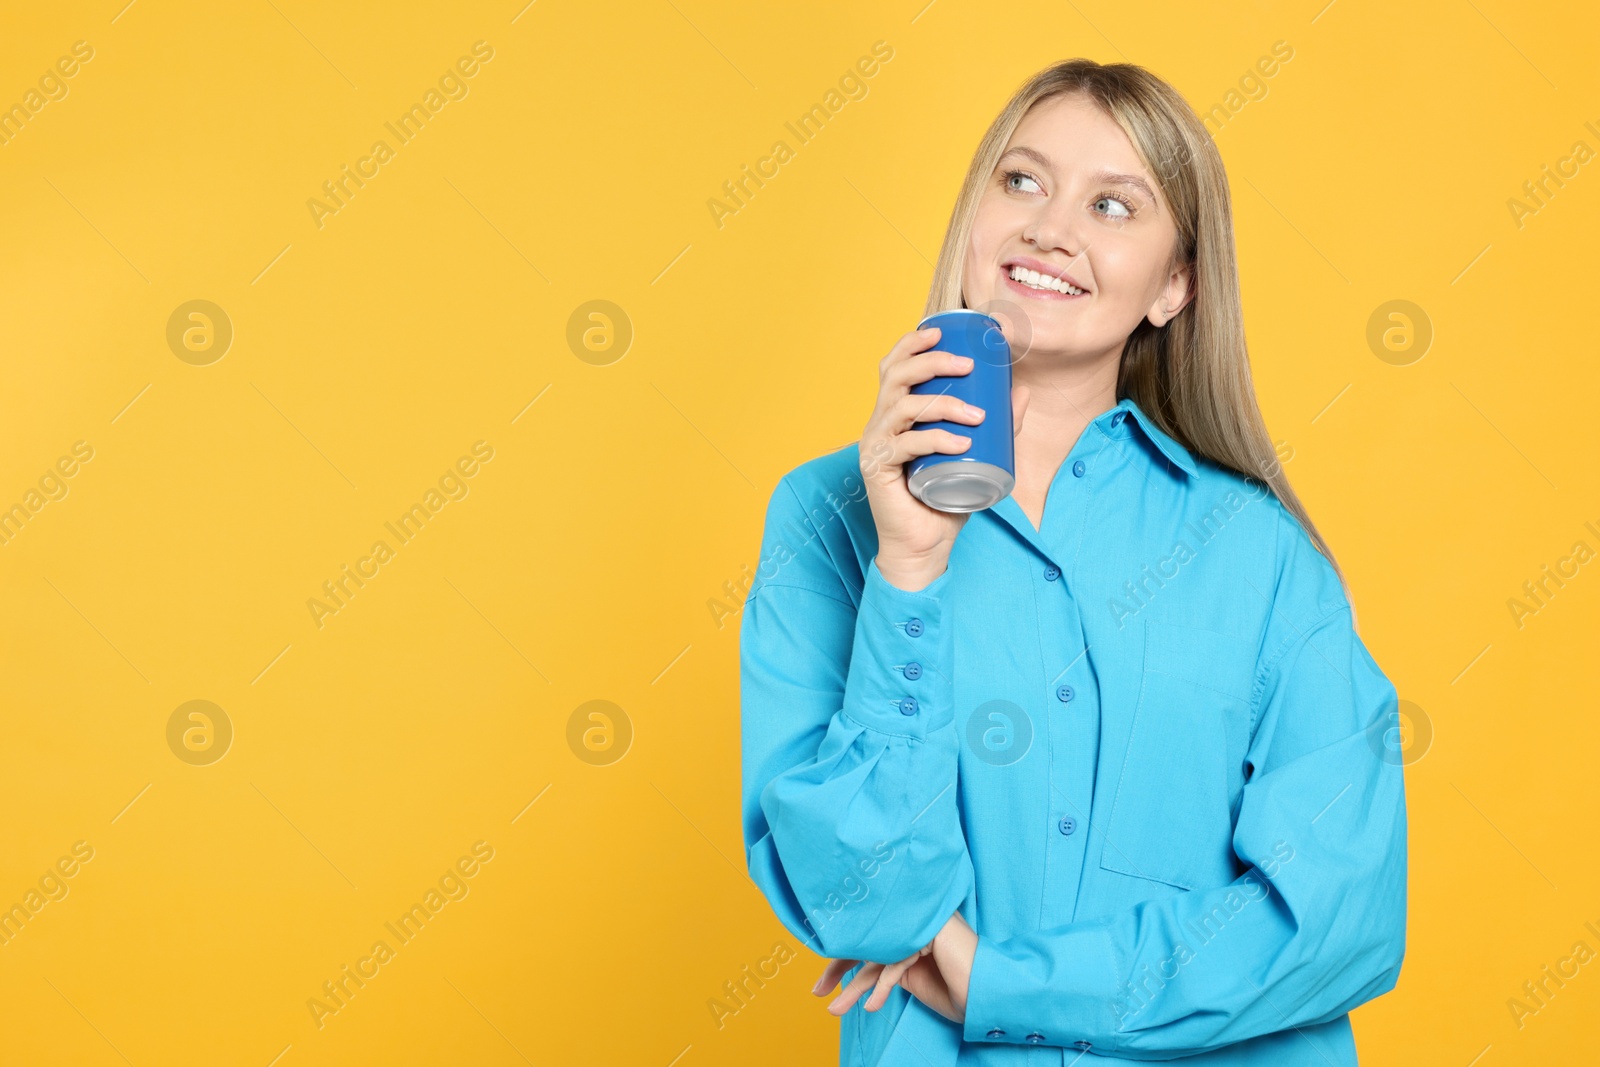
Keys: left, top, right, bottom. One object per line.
{"left": 961, "top": 92, "right": 1192, "bottom": 369}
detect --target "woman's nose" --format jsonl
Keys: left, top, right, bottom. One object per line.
{"left": 1024, "top": 203, "right": 1086, "bottom": 260}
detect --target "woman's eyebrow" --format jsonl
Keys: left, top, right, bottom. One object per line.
{"left": 999, "top": 145, "right": 1160, "bottom": 211}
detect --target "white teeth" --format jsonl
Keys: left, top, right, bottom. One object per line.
{"left": 1008, "top": 265, "right": 1083, "bottom": 295}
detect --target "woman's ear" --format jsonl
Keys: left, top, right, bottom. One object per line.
{"left": 1147, "top": 261, "right": 1196, "bottom": 327}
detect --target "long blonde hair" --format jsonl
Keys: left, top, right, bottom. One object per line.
{"left": 923, "top": 58, "right": 1353, "bottom": 613}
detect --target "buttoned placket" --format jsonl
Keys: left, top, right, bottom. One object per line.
{"left": 967, "top": 410, "right": 1127, "bottom": 1058}
{"left": 986, "top": 413, "right": 1119, "bottom": 937}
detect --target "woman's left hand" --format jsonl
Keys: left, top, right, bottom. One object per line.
{"left": 812, "top": 911, "right": 979, "bottom": 1024}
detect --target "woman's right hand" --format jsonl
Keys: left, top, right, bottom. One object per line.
{"left": 860, "top": 326, "right": 1027, "bottom": 591}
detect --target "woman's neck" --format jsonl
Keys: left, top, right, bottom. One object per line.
{"left": 1006, "top": 358, "right": 1121, "bottom": 531}
{"left": 1011, "top": 356, "right": 1120, "bottom": 469}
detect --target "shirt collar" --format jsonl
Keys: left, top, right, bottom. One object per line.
{"left": 1096, "top": 395, "right": 1198, "bottom": 478}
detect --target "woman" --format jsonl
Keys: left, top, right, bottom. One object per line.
{"left": 740, "top": 58, "right": 1407, "bottom": 1066}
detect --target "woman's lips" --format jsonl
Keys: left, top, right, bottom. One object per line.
{"left": 1000, "top": 265, "right": 1088, "bottom": 301}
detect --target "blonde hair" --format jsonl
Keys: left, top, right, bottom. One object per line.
{"left": 923, "top": 58, "right": 1354, "bottom": 615}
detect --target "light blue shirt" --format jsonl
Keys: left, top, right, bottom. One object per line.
{"left": 740, "top": 394, "right": 1407, "bottom": 1066}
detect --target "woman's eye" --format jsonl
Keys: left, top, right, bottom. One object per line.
{"left": 1002, "top": 169, "right": 1042, "bottom": 194}
{"left": 1094, "top": 196, "right": 1134, "bottom": 219}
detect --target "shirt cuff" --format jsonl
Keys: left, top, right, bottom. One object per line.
{"left": 839, "top": 556, "right": 956, "bottom": 739}
{"left": 961, "top": 919, "right": 1124, "bottom": 1052}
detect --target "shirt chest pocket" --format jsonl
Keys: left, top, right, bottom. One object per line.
{"left": 1098, "top": 618, "right": 1258, "bottom": 892}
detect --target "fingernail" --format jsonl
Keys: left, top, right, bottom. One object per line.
{"left": 962, "top": 403, "right": 984, "bottom": 418}
{"left": 955, "top": 356, "right": 973, "bottom": 369}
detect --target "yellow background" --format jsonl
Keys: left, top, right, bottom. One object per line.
{"left": 1, "top": 0, "right": 1596, "bottom": 1063}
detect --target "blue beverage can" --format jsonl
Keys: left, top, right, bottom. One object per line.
{"left": 906, "top": 309, "right": 1015, "bottom": 512}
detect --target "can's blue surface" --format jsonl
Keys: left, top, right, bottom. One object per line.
{"left": 906, "top": 309, "right": 1016, "bottom": 512}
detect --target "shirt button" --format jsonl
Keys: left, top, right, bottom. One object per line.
{"left": 1073, "top": 1041, "right": 1093, "bottom": 1051}
{"left": 905, "top": 618, "right": 924, "bottom": 637}
{"left": 986, "top": 1029, "right": 1006, "bottom": 1040}
{"left": 1072, "top": 460, "right": 1086, "bottom": 477}
{"left": 904, "top": 662, "right": 922, "bottom": 680}
{"left": 1025, "top": 1033, "right": 1046, "bottom": 1044}
{"left": 1111, "top": 411, "right": 1126, "bottom": 427}
{"left": 1043, "top": 564, "right": 1060, "bottom": 581}
{"left": 1059, "top": 816, "right": 1076, "bottom": 835}
{"left": 899, "top": 697, "right": 918, "bottom": 716}
{"left": 1056, "top": 684, "right": 1074, "bottom": 703}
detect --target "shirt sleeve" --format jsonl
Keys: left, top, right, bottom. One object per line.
{"left": 741, "top": 474, "right": 975, "bottom": 965}
{"left": 961, "top": 517, "right": 1409, "bottom": 1056}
